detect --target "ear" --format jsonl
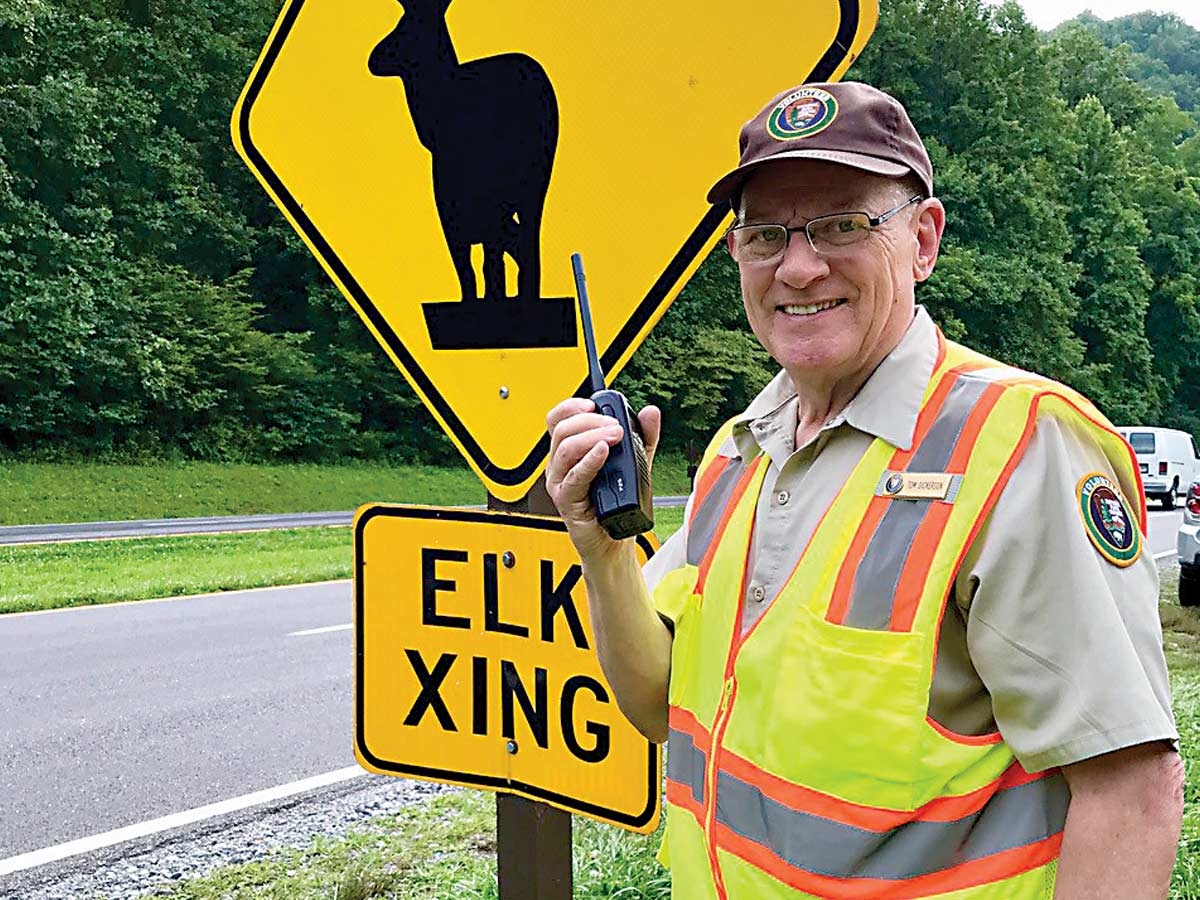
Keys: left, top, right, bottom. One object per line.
{"left": 912, "top": 198, "right": 945, "bottom": 283}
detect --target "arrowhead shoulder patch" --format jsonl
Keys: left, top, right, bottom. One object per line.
{"left": 1077, "top": 472, "right": 1142, "bottom": 567}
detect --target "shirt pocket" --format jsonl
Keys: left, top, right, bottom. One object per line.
{"left": 766, "top": 605, "right": 931, "bottom": 811}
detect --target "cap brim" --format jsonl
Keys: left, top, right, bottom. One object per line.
{"left": 706, "top": 149, "right": 913, "bottom": 206}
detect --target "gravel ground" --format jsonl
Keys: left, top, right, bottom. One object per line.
{"left": 0, "top": 774, "right": 452, "bottom": 900}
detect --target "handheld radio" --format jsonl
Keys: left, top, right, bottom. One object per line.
{"left": 571, "top": 253, "right": 654, "bottom": 540}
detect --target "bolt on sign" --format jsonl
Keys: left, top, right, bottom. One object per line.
{"left": 354, "top": 506, "right": 661, "bottom": 831}
{"left": 232, "top": 0, "right": 878, "bottom": 502}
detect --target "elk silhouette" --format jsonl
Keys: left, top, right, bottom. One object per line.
{"left": 368, "top": 0, "right": 559, "bottom": 306}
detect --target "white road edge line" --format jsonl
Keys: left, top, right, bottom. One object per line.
{"left": 289, "top": 623, "right": 353, "bottom": 636}
{"left": 0, "top": 766, "right": 366, "bottom": 877}
{"left": 1154, "top": 549, "right": 1178, "bottom": 560}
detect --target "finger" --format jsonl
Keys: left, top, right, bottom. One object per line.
{"left": 549, "top": 413, "right": 623, "bottom": 456}
{"left": 552, "top": 427, "right": 624, "bottom": 476}
{"left": 546, "top": 397, "right": 596, "bottom": 434}
{"left": 638, "top": 405, "right": 662, "bottom": 465}
{"left": 561, "top": 439, "right": 610, "bottom": 496}
{"left": 546, "top": 425, "right": 624, "bottom": 493}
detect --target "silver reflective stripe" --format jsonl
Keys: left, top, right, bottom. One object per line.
{"left": 715, "top": 768, "right": 1068, "bottom": 881}
{"left": 686, "top": 457, "right": 749, "bottom": 567}
{"left": 667, "top": 727, "right": 706, "bottom": 805}
{"left": 843, "top": 378, "right": 992, "bottom": 630}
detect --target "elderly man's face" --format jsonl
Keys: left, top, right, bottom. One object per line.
{"left": 737, "top": 161, "right": 939, "bottom": 391}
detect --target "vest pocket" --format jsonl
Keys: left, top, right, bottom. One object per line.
{"left": 759, "top": 606, "right": 932, "bottom": 811}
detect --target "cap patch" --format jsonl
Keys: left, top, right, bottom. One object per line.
{"left": 1077, "top": 472, "right": 1141, "bottom": 567}
{"left": 767, "top": 88, "right": 838, "bottom": 141}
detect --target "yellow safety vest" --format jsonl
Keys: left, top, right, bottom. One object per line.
{"left": 655, "top": 334, "right": 1145, "bottom": 900}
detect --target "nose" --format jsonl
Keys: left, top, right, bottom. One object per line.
{"left": 774, "top": 232, "right": 830, "bottom": 290}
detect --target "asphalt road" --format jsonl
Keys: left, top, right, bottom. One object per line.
{"left": 0, "top": 582, "right": 354, "bottom": 859}
{"left": 0, "top": 498, "right": 690, "bottom": 545}
{"left": 0, "top": 507, "right": 1183, "bottom": 869}
{"left": 0, "top": 512, "right": 355, "bottom": 545}
{"left": 1148, "top": 507, "right": 1184, "bottom": 558}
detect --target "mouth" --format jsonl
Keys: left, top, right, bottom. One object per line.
{"left": 778, "top": 299, "right": 847, "bottom": 317}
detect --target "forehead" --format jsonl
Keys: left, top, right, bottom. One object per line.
{"left": 740, "top": 161, "right": 898, "bottom": 218}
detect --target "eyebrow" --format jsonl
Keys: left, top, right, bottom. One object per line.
{"left": 741, "top": 195, "right": 873, "bottom": 223}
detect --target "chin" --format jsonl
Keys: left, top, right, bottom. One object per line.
{"left": 774, "top": 342, "right": 855, "bottom": 377}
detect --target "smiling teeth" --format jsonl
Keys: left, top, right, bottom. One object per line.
{"left": 782, "top": 299, "right": 844, "bottom": 316}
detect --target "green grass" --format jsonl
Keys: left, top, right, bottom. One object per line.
{"left": 0, "top": 458, "right": 695, "bottom": 526}
{"left": 0, "top": 505, "right": 687, "bottom": 615}
{"left": 0, "top": 528, "right": 355, "bottom": 614}
{"left": 0, "top": 461, "right": 484, "bottom": 525}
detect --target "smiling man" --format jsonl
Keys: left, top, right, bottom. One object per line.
{"left": 545, "top": 81, "right": 1182, "bottom": 899}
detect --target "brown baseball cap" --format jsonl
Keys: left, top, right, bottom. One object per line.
{"left": 706, "top": 81, "right": 934, "bottom": 206}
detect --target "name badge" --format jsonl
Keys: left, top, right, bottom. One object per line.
{"left": 875, "top": 471, "right": 962, "bottom": 501}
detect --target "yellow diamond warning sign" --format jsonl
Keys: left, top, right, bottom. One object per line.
{"left": 233, "top": 0, "right": 877, "bottom": 500}
{"left": 354, "top": 505, "right": 661, "bottom": 831}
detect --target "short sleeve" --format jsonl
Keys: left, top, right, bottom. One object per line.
{"left": 959, "top": 412, "right": 1177, "bottom": 772}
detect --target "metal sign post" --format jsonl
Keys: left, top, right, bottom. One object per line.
{"left": 489, "top": 478, "right": 572, "bottom": 899}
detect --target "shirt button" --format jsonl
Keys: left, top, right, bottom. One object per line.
{"left": 776, "top": 490, "right": 791, "bottom": 506}
{"left": 750, "top": 585, "right": 766, "bottom": 603}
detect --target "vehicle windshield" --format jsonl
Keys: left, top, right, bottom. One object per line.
{"left": 1129, "top": 432, "right": 1156, "bottom": 455}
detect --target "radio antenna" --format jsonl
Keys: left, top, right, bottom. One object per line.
{"left": 572, "top": 253, "right": 606, "bottom": 395}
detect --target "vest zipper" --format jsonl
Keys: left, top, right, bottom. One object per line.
{"left": 704, "top": 676, "right": 736, "bottom": 900}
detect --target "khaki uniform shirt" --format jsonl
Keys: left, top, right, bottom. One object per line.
{"left": 645, "top": 307, "right": 1177, "bottom": 771}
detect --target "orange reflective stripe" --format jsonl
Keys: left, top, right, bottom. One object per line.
{"left": 826, "top": 367, "right": 966, "bottom": 625}
{"left": 888, "top": 381, "right": 1006, "bottom": 632}
{"left": 691, "top": 455, "right": 733, "bottom": 526}
{"left": 711, "top": 751, "right": 1066, "bottom": 894}
{"left": 673, "top": 714, "right": 1050, "bottom": 831}
{"left": 669, "top": 704, "right": 709, "bottom": 743}
{"left": 665, "top": 776, "right": 704, "bottom": 820}
{"left": 715, "top": 823, "right": 1061, "bottom": 900}
{"left": 925, "top": 714, "right": 1004, "bottom": 746}
{"left": 715, "top": 741, "right": 1051, "bottom": 830}
{"left": 706, "top": 680, "right": 738, "bottom": 900}
{"left": 688, "top": 457, "right": 749, "bottom": 566}
{"left": 695, "top": 455, "right": 765, "bottom": 594}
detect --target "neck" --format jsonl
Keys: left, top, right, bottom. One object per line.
{"left": 789, "top": 312, "right": 916, "bottom": 448}
{"left": 792, "top": 371, "right": 873, "bottom": 448}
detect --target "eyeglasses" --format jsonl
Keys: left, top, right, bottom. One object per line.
{"left": 725, "top": 195, "right": 924, "bottom": 265}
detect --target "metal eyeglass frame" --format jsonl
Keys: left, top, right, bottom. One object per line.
{"left": 725, "top": 194, "right": 925, "bottom": 263}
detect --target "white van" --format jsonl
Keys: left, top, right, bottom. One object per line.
{"left": 1115, "top": 426, "right": 1200, "bottom": 509}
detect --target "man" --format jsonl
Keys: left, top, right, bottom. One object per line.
{"left": 546, "top": 82, "right": 1183, "bottom": 899}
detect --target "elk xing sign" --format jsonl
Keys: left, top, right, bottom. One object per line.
{"left": 353, "top": 505, "right": 661, "bottom": 831}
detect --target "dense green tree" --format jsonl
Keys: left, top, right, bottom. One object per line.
{"left": 1059, "top": 97, "right": 1156, "bottom": 421}
{"left": 4, "top": 0, "right": 1200, "bottom": 462}
{"left": 854, "top": 0, "right": 1086, "bottom": 381}
{"left": 1069, "top": 11, "right": 1200, "bottom": 116}
{"left": 619, "top": 251, "right": 775, "bottom": 459}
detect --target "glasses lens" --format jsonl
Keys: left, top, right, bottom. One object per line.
{"left": 808, "top": 213, "right": 871, "bottom": 250}
{"left": 728, "top": 225, "right": 788, "bottom": 263}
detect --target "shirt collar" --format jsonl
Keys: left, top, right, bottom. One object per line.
{"left": 731, "top": 306, "right": 940, "bottom": 460}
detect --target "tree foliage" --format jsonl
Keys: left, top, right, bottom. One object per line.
{"left": 3, "top": 0, "right": 1200, "bottom": 460}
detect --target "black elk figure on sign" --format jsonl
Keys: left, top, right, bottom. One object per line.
{"left": 369, "top": 0, "right": 574, "bottom": 350}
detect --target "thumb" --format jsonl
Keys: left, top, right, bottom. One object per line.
{"left": 638, "top": 405, "right": 662, "bottom": 467}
